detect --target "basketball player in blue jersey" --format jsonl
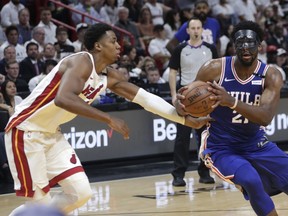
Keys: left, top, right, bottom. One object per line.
{"left": 5, "top": 23, "right": 212, "bottom": 216}
{"left": 176, "top": 21, "right": 288, "bottom": 215}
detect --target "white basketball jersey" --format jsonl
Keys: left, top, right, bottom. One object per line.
{"left": 6, "top": 52, "right": 107, "bottom": 133}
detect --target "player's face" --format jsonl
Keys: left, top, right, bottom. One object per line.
{"left": 99, "top": 31, "right": 121, "bottom": 63}
{"left": 186, "top": 19, "right": 203, "bottom": 41}
{"left": 234, "top": 30, "right": 260, "bottom": 66}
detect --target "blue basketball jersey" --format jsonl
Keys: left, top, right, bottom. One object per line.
{"left": 208, "top": 56, "right": 269, "bottom": 148}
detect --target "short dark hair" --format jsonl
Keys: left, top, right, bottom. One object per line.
{"left": 195, "top": 0, "right": 209, "bottom": 7}
{"left": 231, "top": 21, "right": 264, "bottom": 42}
{"left": 153, "top": 24, "right": 164, "bottom": 33}
{"left": 26, "top": 42, "right": 39, "bottom": 52}
{"left": 5, "top": 25, "right": 18, "bottom": 37}
{"left": 83, "top": 23, "right": 113, "bottom": 51}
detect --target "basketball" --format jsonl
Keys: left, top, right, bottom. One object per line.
{"left": 181, "top": 81, "right": 215, "bottom": 117}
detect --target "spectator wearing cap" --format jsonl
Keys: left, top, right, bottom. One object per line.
{"left": 73, "top": 23, "right": 88, "bottom": 52}
{"left": 0, "top": 0, "right": 25, "bottom": 28}
{"left": 148, "top": 24, "right": 171, "bottom": 73}
{"left": 24, "top": 26, "right": 46, "bottom": 53}
{"left": 54, "top": 26, "right": 75, "bottom": 60}
{"left": 268, "top": 48, "right": 287, "bottom": 82}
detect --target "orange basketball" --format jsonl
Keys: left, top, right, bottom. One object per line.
{"left": 181, "top": 81, "right": 215, "bottom": 117}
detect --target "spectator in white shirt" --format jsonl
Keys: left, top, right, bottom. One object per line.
{"left": 24, "top": 26, "right": 46, "bottom": 53}
{"left": 28, "top": 59, "right": 57, "bottom": 92}
{"left": 0, "top": 0, "right": 25, "bottom": 28}
{"left": 73, "top": 23, "right": 89, "bottom": 53}
{"left": 36, "top": 8, "right": 57, "bottom": 44}
{"left": 0, "top": 25, "right": 26, "bottom": 62}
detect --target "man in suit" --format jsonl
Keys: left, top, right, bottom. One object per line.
{"left": 19, "top": 42, "right": 44, "bottom": 83}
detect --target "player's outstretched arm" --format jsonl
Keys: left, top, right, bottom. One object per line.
{"left": 107, "top": 68, "right": 212, "bottom": 129}
{"left": 54, "top": 54, "right": 129, "bottom": 139}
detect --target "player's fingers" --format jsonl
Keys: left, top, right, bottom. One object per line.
{"left": 211, "top": 100, "right": 220, "bottom": 109}
{"left": 178, "top": 86, "right": 188, "bottom": 94}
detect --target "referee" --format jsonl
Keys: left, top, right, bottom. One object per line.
{"left": 169, "top": 17, "right": 218, "bottom": 186}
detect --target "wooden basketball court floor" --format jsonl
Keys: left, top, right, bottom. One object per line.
{"left": 1, "top": 171, "right": 287, "bottom": 216}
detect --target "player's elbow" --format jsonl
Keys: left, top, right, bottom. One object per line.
{"left": 54, "top": 94, "right": 67, "bottom": 108}
{"left": 258, "top": 116, "right": 274, "bottom": 127}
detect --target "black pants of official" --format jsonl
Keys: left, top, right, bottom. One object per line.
{"left": 171, "top": 123, "right": 206, "bottom": 179}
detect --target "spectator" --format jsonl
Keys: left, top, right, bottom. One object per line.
{"left": 0, "top": 26, "right": 7, "bottom": 45}
{"left": 100, "top": 0, "right": 119, "bottom": 25}
{"left": 36, "top": 8, "right": 57, "bottom": 44}
{"left": 54, "top": 26, "right": 75, "bottom": 60}
{"left": 268, "top": 48, "right": 288, "bottom": 82}
{"left": 0, "top": 80, "right": 22, "bottom": 113}
{"left": 139, "top": 56, "right": 156, "bottom": 81}
{"left": 148, "top": 24, "right": 171, "bottom": 72}
{"left": 212, "top": 0, "right": 237, "bottom": 30}
{"left": 166, "top": 0, "right": 221, "bottom": 54}
{"left": 0, "top": 0, "right": 25, "bottom": 28}
{"left": 118, "top": 64, "right": 130, "bottom": 82}
{"left": 28, "top": 59, "right": 57, "bottom": 92}
{"left": 123, "top": 0, "right": 143, "bottom": 23}
{"left": 5, "top": 60, "right": 29, "bottom": 93}
{"left": 0, "top": 45, "right": 16, "bottom": 76}
{"left": 73, "top": 23, "right": 89, "bottom": 53}
{"left": 231, "top": 0, "right": 257, "bottom": 22}
{"left": 163, "top": 9, "right": 181, "bottom": 40}
{"left": 24, "top": 26, "right": 46, "bottom": 53}
{"left": 48, "top": 0, "right": 73, "bottom": 27}
{"left": 179, "top": 6, "right": 193, "bottom": 25}
{"left": 258, "top": 40, "right": 268, "bottom": 63}
{"left": 0, "top": 88, "right": 14, "bottom": 184}
{"left": 266, "top": 23, "right": 288, "bottom": 50}
{"left": 115, "top": 6, "right": 145, "bottom": 54}
{"left": 219, "top": 24, "right": 234, "bottom": 57}
{"left": 72, "top": 0, "right": 103, "bottom": 25}
{"left": 136, "top": 7, "right": 154, "bottom": 52}
{"left": 19, "top": 42, "right": 45, "bottom": 83}
{"left": 41, "top": 43, "right": 57, "bottom": 62}
{"left": 16, "top": 8, "right": 32, "bottom": 45}
{"left": 146, "top": 66, "right": 166, "bottom": 84}
{"left": 144, "top": 0, "right": 171, "bottom": 25}
{"left": 0, "top": 25, "right": 27, "bottom": 62}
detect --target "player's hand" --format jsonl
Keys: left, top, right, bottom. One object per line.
{"left": 175, "top": 86, "right": 189, "bottom": 116}
{"left": 207, "top": 81, "right": 235, "bottom": 108}
{"left": 184, "top": 115, "right": 214, "bottom": 129}
{"left": 108, "top": 116, "right": 130, "bottom": 139}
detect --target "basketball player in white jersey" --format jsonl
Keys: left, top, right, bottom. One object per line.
{"left": 5, "top": 23, "right": 212, "bottom": 215}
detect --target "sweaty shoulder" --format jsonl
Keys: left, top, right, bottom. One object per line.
{"left": 196, "top": 58, "right": 222, "bottom": 82}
